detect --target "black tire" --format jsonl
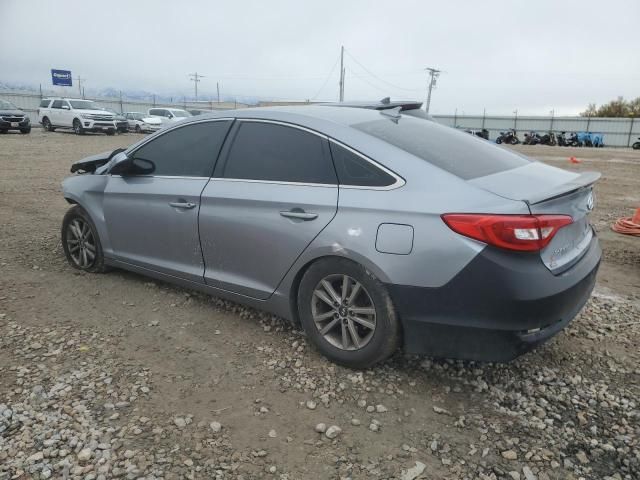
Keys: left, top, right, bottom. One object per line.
{"left": 61, "top": 206, "right": 109, "bottom": 273}
{"left": 632, "top": 142, "right": 640, "bottom": 150}
{"left": 20, "top": 127, "right": 31, "bottom": 134}
{"left": 106, "top": 129, "right": 116, "bottom": 136}
{"left": 42, "top": 117, "right": 55, "bottom": 132}
{"left": 495, "top": 137, "right": 502, "bottom": 144}
{"left": 0, "top": 129, "right": 6, "bottom": 134}
{"left": 135, "top": 125, "right": 142, "bottom": 134}
{"left": 297, "top": 257, "right": 400, "bottom": 369}
{"left": 73, "top": 119, "right": 85, "bottom": 135}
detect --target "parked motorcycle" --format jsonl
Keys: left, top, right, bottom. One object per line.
{"left": 523, "top": 131, "right": 542, "bottom": 145}
{"left": 539, "top": 131, "right": 557, "bottom": 146}
{"left": 557, "top": 132, "right": 581, "bottom": 147}
{"left": 632, "top": 137, "right": 640, "bottom": 150}
{"left": 496, "top": 129, "right": 520, "bottom": 145}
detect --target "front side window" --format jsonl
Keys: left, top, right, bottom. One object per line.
{"left": 329, "top": 142, "right": 396, "bottom": 187}
{"left": 130, "top": 121, "right": 231, "bottom": 177}
{"left": 223, "top": 122, "right": 336, "bottom": 184}
{"left": 171, "top": 110, "right": 190, "bottom": 118}
{"left": 51, "top": 100, "right": 63, "bottom": 109}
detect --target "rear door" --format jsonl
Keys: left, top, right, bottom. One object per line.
{"left": 103, "top": 119, "right": 232, "bottom": 282}
{"left": 199, "top": 120, "right": 338, "bottom": 299}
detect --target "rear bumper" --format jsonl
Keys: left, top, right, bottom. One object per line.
{"left": 388, "top": 234, "right": 601, "bottom": 362}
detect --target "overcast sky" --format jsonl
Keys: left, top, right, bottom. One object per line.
{"left": 1, "top": 0, "right": 638, "bottom": 114}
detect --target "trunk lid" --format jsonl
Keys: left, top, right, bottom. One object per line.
{"left": 469, "top": 162, "right": 599, "bottom": 273}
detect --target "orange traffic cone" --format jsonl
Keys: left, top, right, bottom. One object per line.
{"left": 569, "top": 156, "right": 581, "bottom": 164}
{"left": 632, "top": 207, "right": 640, "bottom": 224}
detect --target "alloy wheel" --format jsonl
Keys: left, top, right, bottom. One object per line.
{"left": 66, "top": 218, "right": 96, "bottom": 269}
{"left": 311, "top": 274, "right": 376, "bottom": 350}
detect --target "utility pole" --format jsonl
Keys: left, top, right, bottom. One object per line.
{"left": 424, "top": 67, "right": 441, "bottom": 114}
{"left": 189, "top": 72, "right": 205, "bottom": 102}
{"left": 216, "top": 82, "right": 220, "bottom": 104}
{"left": 339, "top": 46, "right": 345, "bottom": 102}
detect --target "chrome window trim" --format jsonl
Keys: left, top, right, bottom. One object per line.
{"left": 109, "top": 175, "right": 210, "bottom": 180}
{"left": 328, "top": 138, "right": 406, "bottom": 191}
{"left": 236, "top": 118, "right": 329, "bottom": 139}
{"left": 125, "top": 117, "right": 234, "bottom": 156}
{"left": 209, "top": 177, "right": 337, "bottom": 188}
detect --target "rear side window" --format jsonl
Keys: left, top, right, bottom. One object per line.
{"left": 329, "top": 142, "right": 396, "bottom": 187}
{"left": 353, "top": 116, "right": 529, "bottom": 180}
{"left": 131, "top": 121, "right": 231, "bottom": 177}
{"left": 40, "top": 100, "right": 51, "bottom": 108}
{"left": 223, "top": 122, "right": 337, "bottom": 184}
{"left": 149, "top": 109, "right": 160, "bottom": 116}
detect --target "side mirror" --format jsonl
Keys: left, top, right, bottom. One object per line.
{"left": 167, "top": 113, "right": 174, "bottom": 119}
{"left": 109, "top": 152, "right": 155, "bottom": 176}
{"left": 62, "top": 105, "right": 70, "bottom": 110}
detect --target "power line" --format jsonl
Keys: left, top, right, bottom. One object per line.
{"left": 310, "top": 53, "right": 341, "bottom": 100}
{"left": 343, "top": 49, "right": 423, "bottom": 93}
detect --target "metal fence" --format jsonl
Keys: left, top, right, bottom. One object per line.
{"left": 432, "top": 114, "right": 640, "bottom": 148}
{"left": 0, "top": 90, "right": 248, "bottom": 118}
{"left": 2, "top": 89, "right": 638, "bottom": 147}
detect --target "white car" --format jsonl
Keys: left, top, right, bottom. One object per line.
{"left": 147, "top": 107, "right": 191, "bottom": 125}
{"left": 124, "top": 112, "right": 163, "bottom": 133}
{"left": 38, "top": 98, "right": 116, "bottom": 135}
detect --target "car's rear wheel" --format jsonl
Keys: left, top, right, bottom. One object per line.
{"left": 73, "top": 119, "right": 85, "bottom": 135}
{"left": 61, "top": 206, "right": 108, "bottom": 273}
{"left": 297, "top": 257, "right": 400, "bottom": 369}
{"left": 135, "top": 125, "right": 142, "bottom": 133}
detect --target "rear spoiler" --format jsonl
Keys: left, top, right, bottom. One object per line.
{"left": 526, "top": 171, "right": 601, "bottom": 205}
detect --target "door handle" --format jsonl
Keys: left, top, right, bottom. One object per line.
{"left": 169, "top": 201, "right": 196, "bottom": 209}
{"left": 280, "top": 210, "right": 318, "bottom": 220}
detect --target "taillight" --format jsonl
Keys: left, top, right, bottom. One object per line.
{"left": 441, "top": 214, "right": 573, "bottom": 252}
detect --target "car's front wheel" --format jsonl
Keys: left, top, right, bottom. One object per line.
{"left": 73, "top": 119, "right": 85, "bottom": 135}
{"left": 135, "top": 125, "right": 142, "bottom": 133}
{"left": 298, "top": 257, "right": 400, "bottom": 369}
{"left": 61, "top": 206, "right": 108, "bottom": 273}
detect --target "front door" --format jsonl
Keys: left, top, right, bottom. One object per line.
{"left": 103, "top": 119, "right": 232, "bottom": 282}
{"left": 200, "top": 120, "right": 339, "bottom": 299}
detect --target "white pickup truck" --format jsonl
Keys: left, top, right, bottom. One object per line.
{"left": 38, "top": 98, "right": 116, "bottom": 135}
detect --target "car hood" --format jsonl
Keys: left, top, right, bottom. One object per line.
{"left": 74, "top": 109, "right": 113, "bottom": 115}
{"left": 0, "top": 109, "right": 26, "bottom": 116}
{"left": 70, "top": 149, "right": 124, "bottom": 174}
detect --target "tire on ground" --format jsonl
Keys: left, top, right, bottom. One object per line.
{"left": 61, "top": 205, "right": 109, "bottom": 273}
{"left": 297, "top": 257, "right": 400, "bottom": 369}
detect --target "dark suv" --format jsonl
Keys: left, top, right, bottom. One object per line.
{"left": 0, "top": 99, "right": 31, "bottom": 134}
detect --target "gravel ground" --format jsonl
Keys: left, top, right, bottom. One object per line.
{"left": 0, "top": 130, "right": 638, "bottom": 479}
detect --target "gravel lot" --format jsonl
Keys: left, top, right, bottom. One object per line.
{"left": 0, "top": 129, "right": 638, "bottom": 480}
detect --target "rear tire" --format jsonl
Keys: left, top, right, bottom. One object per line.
{"left": 106, "top": 129, "right": 115, "bottom": 136}
{"left": 297, "top": 257, "right": 400, "bottom": 369}
{"left": 135, "top": 125, "right": 142, "bottom": 134}
{"left": 632, "top": 142, "right": 640, "bottom": 150}
{"left": 61, "top": 206, "right": 109, "bottom": 273}
{"left": 496, "top": 137, "right": 502, "bottom": 144}
{"left": 73, "top": 119, "right": 85, "bottom": 135}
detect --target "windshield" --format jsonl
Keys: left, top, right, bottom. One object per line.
{"left": 131, "top": 113, "right": 144, "bottom": 120}
{"left": 352, "top": 115, "right": 529, "bottom": 180}
{"left": 171, "top": 110, "right": 191, "bottom": 118}
{"left": 69, "top": 100, "right": 98, "bottom": 110}
{"left": 0, "top": 100, "right": 18, "bottom": 110}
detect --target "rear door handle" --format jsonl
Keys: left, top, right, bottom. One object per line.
{"left": 169, "top": 201, "right": 196, "bottom": 209}
{"left": 280, "top": 210, "right": 318, "bottom": 221}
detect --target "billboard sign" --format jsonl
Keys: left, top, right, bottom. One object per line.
{"left": 51, "top": 69, "right": 72, "bottom": 86}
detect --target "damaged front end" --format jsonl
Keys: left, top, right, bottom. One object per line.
{"left": 70, "top": 148, "right": 126, "bottom": 174}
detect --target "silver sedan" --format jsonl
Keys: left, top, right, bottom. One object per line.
{"left": 61, "top": 106, "right": 601, "bottom": 368}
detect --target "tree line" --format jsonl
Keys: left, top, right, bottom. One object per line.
{"left": 581, "top": 96, "right": 640, "bottom": 117}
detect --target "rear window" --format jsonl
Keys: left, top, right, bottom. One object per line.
{"left": 352, "top": 116, "right": 529, "bottom": 180}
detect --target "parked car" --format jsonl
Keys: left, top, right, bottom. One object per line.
{"left": 60, "top": 106, "right": 601, "bottom": 368}
{"left": 147, "top": 107, "right": 191, "bottom": 125}
{"left": 0, "top": 99, "right": 31, "bottom": 134}
{"left": 124, "top": 112, "right": 163, "bottom": 133}
{"left": 39, "top": 98, "right": 116, "bottom": 135}
{"left": 105, "top": 109, "right": 129, "bottom": 133}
